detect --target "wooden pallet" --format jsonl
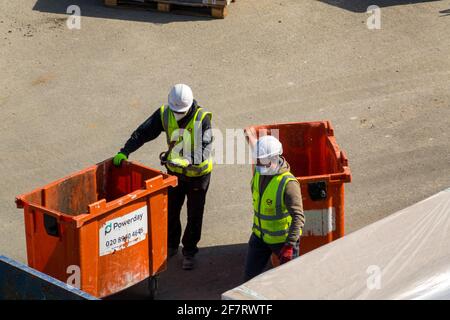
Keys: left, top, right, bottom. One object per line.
{"left": 104, "top": 0, "right": 234, "bottom": 19}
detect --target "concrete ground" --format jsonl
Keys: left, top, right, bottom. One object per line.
{"left": 1, "top": 0, "right": 449, "bottom": 299}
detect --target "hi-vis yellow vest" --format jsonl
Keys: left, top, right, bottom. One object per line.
{"left": 252, "top": 171, "right": 297, "bottom": 244}
{"left": 160, "top": 105, "right": 213, "bottom": 177}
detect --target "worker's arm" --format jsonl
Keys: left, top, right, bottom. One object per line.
{"left": 284, "top": 180, "right": 305, "bottom": 246}
{"left": 120, "top": 109, "right": 164, "bottom": 157}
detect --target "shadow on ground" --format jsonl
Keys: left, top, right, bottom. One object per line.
{"left": 440, "top": 8, "right": 450, "bottom": 16}
{"left": 319, "top": 0, "right": 441, "bottom": 13}
{"left": 106, "top": 243, "right": 248, "bottom": 300}
{"left": 33, "top": 0, "right": 213, "bottom": 24}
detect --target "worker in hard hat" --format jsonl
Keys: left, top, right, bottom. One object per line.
{"left": 113, "top": 84, "right": 213, "bottom": 270}
{"left": 244, "top": 135, "right": 305, "bottom": 281}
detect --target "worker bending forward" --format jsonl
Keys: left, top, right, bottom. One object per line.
{"left": 245, "top": 135, "right": 305, "bottom": 281}
{"left": 113, "top": 84, "right": 213, "bottom": 270}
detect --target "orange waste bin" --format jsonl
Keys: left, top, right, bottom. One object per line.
{"left": 245, "top": 121, "right": 351, "bottom": 263}
{"left": 15, "top": 159, "right": 177, "bottom": 298}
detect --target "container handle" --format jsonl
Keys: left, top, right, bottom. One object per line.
{"left": 44, "top": 213, "right": 60, "bottom": 237}
{"left": 308, "top": 181, "right": 328, "bottom": 201}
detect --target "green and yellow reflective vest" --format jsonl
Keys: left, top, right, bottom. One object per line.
{"left": 160, "top": 105, "right": 213, "bottom": 177}
{"left": 252, "top": 171, "right": 298, "bottom": 244}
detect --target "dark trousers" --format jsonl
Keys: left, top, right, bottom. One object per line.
{"left": 167, "top": 172, "right": 211, "bottom": 257}
{"left": 244, "top": 233, "right": 300, "bottom": 281}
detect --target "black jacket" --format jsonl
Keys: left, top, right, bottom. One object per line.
{"left": 120, "top": 100, "right": 213, "bottom": 177}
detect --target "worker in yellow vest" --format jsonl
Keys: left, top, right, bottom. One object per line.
{"left": 113, "top": 84, "right": 213, "bottom": 270}
{"left": 245, "top": 135, "right": 305, "bottom": 281}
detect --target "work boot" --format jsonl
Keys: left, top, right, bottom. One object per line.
{"left": 168, "top": 247, "right": 178, "bottom": 258}
{"left": 182, "top": 256, "right": 195, "bottom": 270}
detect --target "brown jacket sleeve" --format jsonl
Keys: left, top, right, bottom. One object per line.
{"left": 284, "top": 180, "right": 305, "bottom": 246}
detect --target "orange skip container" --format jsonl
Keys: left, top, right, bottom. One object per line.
{"left": 15, "top": 159, "right": 177, "bottom": 298}
{"left": 245, "top": 121, "right": 351, "bottom": 262}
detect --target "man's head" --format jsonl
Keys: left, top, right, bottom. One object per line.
{"left": 168, "top": 84, "right": 193, "bottom": 120}
{"left": 253, "top": 135, "right": 283, "bottom": 175}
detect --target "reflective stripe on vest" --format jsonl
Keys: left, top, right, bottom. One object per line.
{"left": 252, "top": 224, "right": 289, "bottom": 237}
{"left": 160, "top": 105, "right": 213, "bottom": 177}
{"left": 252, "top": 171, "right": 297, "bottom": 244}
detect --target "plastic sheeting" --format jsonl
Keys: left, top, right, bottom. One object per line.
{"left": 223, "top": 188, "right": 450, "bottom": 300}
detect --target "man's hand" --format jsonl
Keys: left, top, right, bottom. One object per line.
{"left": 113, "top": 152, "right": 128, "bottom": 167}
{"left": 279, "top": 244, "right": 294, "bottom": 264}
{"left": 167, "top": 158, "right": 190, "bottom": 168}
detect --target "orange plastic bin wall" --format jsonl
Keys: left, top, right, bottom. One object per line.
{"left": 245, "top": 121, "right": 351, "bottom": 259}
{"left": 15, "top": 159, "right": 177, "bottom": 298}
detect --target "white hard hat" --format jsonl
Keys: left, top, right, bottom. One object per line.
{"left": 253, "top": 135, "right": 283, "bottom": 159}
{"left": 168, "top": 84, "right": 193, "bottom": 113}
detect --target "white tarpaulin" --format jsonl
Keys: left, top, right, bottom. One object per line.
{"left": 223, "top": 188, "right": 450, "bottom": 300}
